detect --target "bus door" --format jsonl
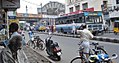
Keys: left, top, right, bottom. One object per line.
{"left": 114, "top": 21, "right": 119, "bottom": 35}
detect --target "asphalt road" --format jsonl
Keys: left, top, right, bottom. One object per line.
{"left": 37, "top": 34, "right": 119, "bottom": 63}
{"left": 0, "top": 32, "right": 118, "bottom": 63}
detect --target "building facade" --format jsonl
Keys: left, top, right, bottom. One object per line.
{"left": 107, "top": 0, "right": 119, "bottom": 21}
{"left": 65, "top": 0, "right": 106, "bottom": 13}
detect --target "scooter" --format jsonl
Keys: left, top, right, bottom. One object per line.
{"left": 45, "top": 35, "right": 62, "bottom": 61}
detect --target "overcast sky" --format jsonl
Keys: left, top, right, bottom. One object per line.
{"left": 17, "top": 0, "right": 65, "bottom": 14}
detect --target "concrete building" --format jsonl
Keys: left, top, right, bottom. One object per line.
{"left": 107, "top": 0, "right": 119, "bottom": 21}
{"left": 65, "top": 0, "right": 106, "bottom": 13}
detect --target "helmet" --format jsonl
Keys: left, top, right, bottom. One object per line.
{"left": 88, "top": 55, "right": 98, "bottom": 63}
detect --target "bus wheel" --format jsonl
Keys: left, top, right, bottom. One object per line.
{"left": 101, "top": 31, "right": 104, "bottom": 35}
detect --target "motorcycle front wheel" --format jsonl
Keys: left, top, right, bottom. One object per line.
{"left": 70, "top": 56, "right": 84, "bottom": 63}
{"left": 56, "top": 55, "right": 61, "bottom": 61}
{"left": 38, "top": 41, "right": 45, "bottom": 51}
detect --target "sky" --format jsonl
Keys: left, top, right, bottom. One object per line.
{"left": 17, "top": 0, "right": 65, "bottom": 14}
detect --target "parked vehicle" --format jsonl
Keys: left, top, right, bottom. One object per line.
{"left": 34, "top": 36, "right": 45, "bottom": 50}
{"left": 45, "top": 35, "right": 62, "bottom": 61}
{"left": 113, "top": 20, "right": 119, "bottom": 35}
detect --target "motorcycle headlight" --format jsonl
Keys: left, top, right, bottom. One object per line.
{"left": 88, "top": 55, "right": 98, "bottom": 62}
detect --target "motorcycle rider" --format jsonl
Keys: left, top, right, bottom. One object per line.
{"left": 77, "top": 24, "right": 94, "bottom": 62}
{"left": 28, "top": 27, "right": 34, "bottom": 40}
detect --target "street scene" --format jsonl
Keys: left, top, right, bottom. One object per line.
{"left": 0, "top": 0, "right": 119, "bottom": 63}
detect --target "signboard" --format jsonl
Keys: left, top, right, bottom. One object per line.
{"left": 8, "top": 16, "right": 16, "bottom": 19}
{"left": 9, "top": 19, "right": 19, "bottom": 25}
{"left": 2, "top": 0, "right": 20, "bottom": 9}
{"left": 84, "top": 12, "right": 102, "bottom": 16}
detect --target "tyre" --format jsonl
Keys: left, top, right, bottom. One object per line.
{"left": 114, "top": 32, "right": 117, "bottom": 35}
{"left": 27, "top": 40, "right": 31, "bottom": 46}
{"left": 55, "top": 55, "right": 61, "bottom": 61}
{"left": 38, "top": 41, "right": 45, "bottom": 51}
{"left": 70, "top": 57, "right": 83, "bottom": 63}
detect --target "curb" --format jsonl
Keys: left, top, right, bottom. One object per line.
{"left": 28, "top": 47, "right": 55, "bottom": 63}
{"left": 38, "top": 32, "right": 119, "bottom": 43}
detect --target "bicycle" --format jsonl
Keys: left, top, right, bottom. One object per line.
{"left": 70, "top": 42, "right": 118, "bottom": 63}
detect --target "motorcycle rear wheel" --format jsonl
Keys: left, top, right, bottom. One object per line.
{"left": 38, "top": 41, "right": 45, "bottom": 51}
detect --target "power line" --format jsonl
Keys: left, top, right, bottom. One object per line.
{"left": 22, "top": 0, "right": 41, "bottom": 6}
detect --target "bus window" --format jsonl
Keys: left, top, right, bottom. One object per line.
{"left": 86, "top": 16, "right": 103, "bottom": 23}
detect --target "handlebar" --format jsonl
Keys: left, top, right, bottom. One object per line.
{"left": 90, "top": 42, "right": 99, "bottom": 46}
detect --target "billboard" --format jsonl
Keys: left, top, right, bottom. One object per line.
{"left": 2, "top": 0, "right": 20, "bottom": 9}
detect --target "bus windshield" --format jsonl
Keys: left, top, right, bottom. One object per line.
{"left": 85, "top": 16, "right": 103, "bottom": 24}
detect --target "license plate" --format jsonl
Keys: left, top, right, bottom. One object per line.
{"left": 57, "top": 52, "right": 61, "bottom": 56}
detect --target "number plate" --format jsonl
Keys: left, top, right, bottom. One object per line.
{"left": 57, "top": 52, "right": 61, "bottom": 56}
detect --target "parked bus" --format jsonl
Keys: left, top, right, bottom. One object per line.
{"left": 55, "top": 11, "right": 104, "bottom": 35}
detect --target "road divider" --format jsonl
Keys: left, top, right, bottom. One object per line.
{"left": 38, "top": 32, "right": 119, "bottom": 43}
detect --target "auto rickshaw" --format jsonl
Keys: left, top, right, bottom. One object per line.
{"left": 113, "top": 21, "right": 119, "bottom": 35}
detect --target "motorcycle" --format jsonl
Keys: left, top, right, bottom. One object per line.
{"left": 45, "top": 35, "right": 62, "bottom": 61}
{"left": 27, "top": 33, "right": 36, "bottom": 48}
{"left": 34, "top": 36, "right": 45, "bottom": 50}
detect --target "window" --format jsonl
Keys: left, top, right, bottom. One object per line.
{"left": 69, "top": 0, "right": 72, "bottom": 3}
{"left": 116, "top": 0, "right": 119, "bottom": 4}
{"left": 86, "top": 16, "right": 103, "bottom": 23}
{"left": 75, "top": 5, "right": 80, "bottom": 11}
{"left": 82, "top": 3, "right": 88, "bottom": 10}
{"left": 69, "top": 7, "right": 73, "bottom": 12}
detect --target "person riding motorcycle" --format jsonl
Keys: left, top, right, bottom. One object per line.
{"left": 28, "top": 28, "right": 34, "bottom": 41}
{"left": 77, "top": 24, "right": 94, "bottom": 59}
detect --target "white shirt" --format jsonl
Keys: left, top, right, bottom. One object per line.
{"left": 77, "top": 29, "right": 94, "bottom": 42}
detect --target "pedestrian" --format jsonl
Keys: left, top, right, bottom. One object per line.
{"left": 77, "top": 24, "right": 94, "bottom": 62}
{"left": 0, "top": 35, "right": 22, "bottom": 63}
{"left": 104, "top": 24, "right": 108, "bottom": 33}
{"left": 72, "top": 21, "right": 76, "bottom": 35}
{"left": 2, "top": 23, "right": 22, "bottom": 47}
{"left": 8, "top": 23, "right": 28, "bottom": 63}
